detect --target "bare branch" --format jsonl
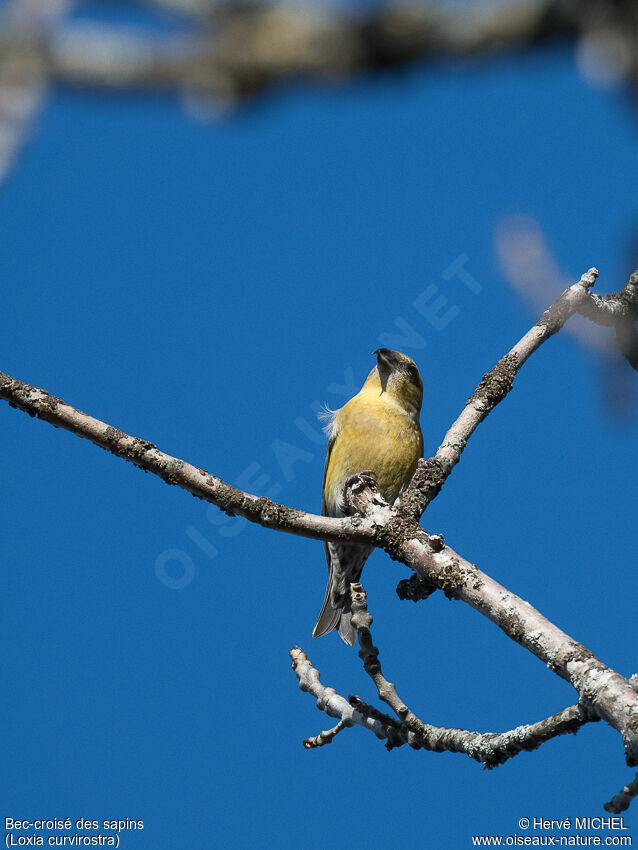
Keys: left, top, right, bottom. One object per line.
{"left": 350, "top": 582, "right": 596, "bottom": 767}
{"left": 0, "top": 370, "right": 377, "bottom": 548}
{"left": 576, "top": 271, "right": 638, "bottom": 371}
{"left": 349, "top": 583, "right": 409, "bottom": 717}
{"left": 346, "top": 696, "right": 399, "bottom": 733}
{"left": 302, "top": 719, "right": 352, "bottom": 750}
{"left": 1, "top": 267, "right": 636, "bottom": 771}
{"left": 0, "top": 0, "right": 635, "bottom": 816}
{"left": 604, "top": 773, "right": 638, "bottom": 814}
{"left": 399, "top": 268, "right": 601, "bottom": 519}
{"left": 292, "top": 636, "right": 595, "bottom": 770}
{"left": 401, "top": 266, "right": 638, "bottom": 520}
{"left": 576, "top": 271, "right": 638, "bottom": 327}
{"left": 289, "top": 647, "right": 387, "bottom": 742}
{"left": 389, "top": 519, "right": 638, "bottom": 767}
{"left": 295, "top": 584, "right": 635, "bottom": 808}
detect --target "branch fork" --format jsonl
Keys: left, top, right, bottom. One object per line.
{"left": 1, "top": 266, "right": 637, "bottom": 809}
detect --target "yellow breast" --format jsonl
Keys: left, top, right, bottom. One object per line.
{"left": 323, "top": 390, "right": 423, "bottom": 516}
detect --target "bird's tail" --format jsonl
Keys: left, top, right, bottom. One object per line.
{"left": 313, "top": 572, "right": 342, "bottom": 638}
{"left": 312, "top": 601, "right": 355, "bottom": 646}
{"left": 312, "top": 560, "right": 356, "bottom": 646}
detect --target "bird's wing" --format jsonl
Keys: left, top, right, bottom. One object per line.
{"left": 312, "top": 428, "right": 342, "bottom": 639}
{"left": 321, "top": 428, "right": 338, "bottom": 567}
{"left": 321, "top": 430, "right": 336, "bottom": 516}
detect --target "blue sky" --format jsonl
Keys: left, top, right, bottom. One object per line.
{"left": 1, "top": 13, "right": 637, "bottom": 850}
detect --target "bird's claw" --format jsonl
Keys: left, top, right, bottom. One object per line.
{"left": 341, "top": 471, "right": 382, "bottom": 516}
{"left": 344, "top": 470, "right": 376, "bottom": 490}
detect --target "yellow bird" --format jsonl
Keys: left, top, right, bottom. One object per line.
{"left": 313, "top": 348, "right": 424, "bottom": 644}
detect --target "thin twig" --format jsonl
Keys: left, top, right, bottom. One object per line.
{"left": 303, "top": 719, "right": 352, "bottom": 750}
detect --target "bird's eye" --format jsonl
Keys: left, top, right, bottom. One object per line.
{"left": 407, "top": 363, "right": 418, "bottom": 381}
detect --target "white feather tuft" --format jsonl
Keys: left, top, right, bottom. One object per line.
{"left": 317, "top": 403, "right": 339, "bottom": 436}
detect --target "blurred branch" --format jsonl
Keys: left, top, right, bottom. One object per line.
{"left": 495, "top": 215, "right": 638, "bottom": 417}
{"left": 2, "top": 1, "right": 638, "bottom": 105}
{"left": 577, "top": 271, "right": 638, "bottom": 369}
{"left": 495, "top": 215, "right": 611, "bottom": 355}
{"left": 399, "top": 266, "right": 621, "bottom": 518}
{"left": 0, "top": 0, "right": 636, "bottom": 182}
{"left": 401, "top": 266, "right": 638, "bottom": 518}
{"left": 0, "top": 0, "right": 70, "bottom": 183}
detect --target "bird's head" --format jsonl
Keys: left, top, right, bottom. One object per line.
{"left": 365, "top": 348, "right": 423, "bottom": 416}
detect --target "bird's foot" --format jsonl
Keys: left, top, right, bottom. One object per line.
{"left": 344, "top": 470, "right": 376, "bottom": 490}
{"left": 341, "top": 471, "right": 384, "bottom": 517}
